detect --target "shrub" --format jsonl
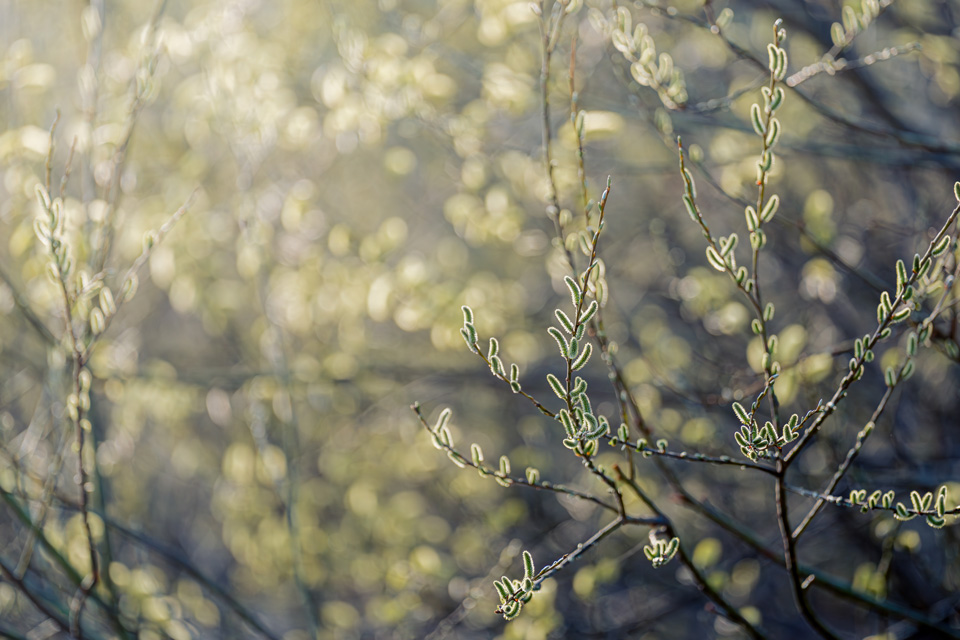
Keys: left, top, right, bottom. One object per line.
{"left": 416, "top": 2, "right": 960, "bottom": 638}
{"left": 1, "top": 1, "right": 959, "bottom": 639}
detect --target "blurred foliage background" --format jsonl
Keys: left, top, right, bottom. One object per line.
{"left": 1, "top": 0, "right": 959, "bottom": 638}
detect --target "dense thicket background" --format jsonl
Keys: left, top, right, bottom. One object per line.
{"left": 1, "top": 1, "right": 959, "bottom": 638}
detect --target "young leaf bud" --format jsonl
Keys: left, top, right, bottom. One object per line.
{"left": 932, "top": 235, "right": 951, "bottom": 257}
{"left": 547, "top": 327, "right": 569, "bottom": 358}
{"left": 683, "top": 194, "right": 698, "bottom": 223}
{"left": 564, "top": 276, "right": 582, "bottom": 307}
{"left": 581, "top": 300, "right": 599, "bottom": 325}
{"left": 750, "top": 103, "right": 766, "bottom": 137}
{"left": 760, "top": 195, "right": 780, "bottom": 223}
{"left": 546, "top": 373, "right": 565, "bottom": 399}
{"left": 765, "top": 118, "right": 781, "bottom": 148}
{"left": 488, "top": 337, "right": 499, "bottom": 359}
{"left": 571, "top": 343, "right": 593, "bottom": 370}
{"left": 706, "top": 246, "right": 726, "bottom": 272}
{"left": 555, "top": 309, "right": 575, "bottom": 334}
{"left": 523, "top": 550, "right": 535, "bottom": 580}
{"left": 89, "top": 307, "right": 106, "bottom": 336}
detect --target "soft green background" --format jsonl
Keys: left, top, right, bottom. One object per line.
{"left": 1, "top": 1, "right": 958, "bottom": 638}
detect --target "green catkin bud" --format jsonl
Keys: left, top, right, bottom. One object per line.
{"left": 775, "top": 48, "right": 788, "bottom": 81}
{"left": 890, "top": 306, "right": 911, "bottom": 323}
{"left": 736, "top": 267, "right": 748, "bottom": 285}
{"left": 510, "top": 363, "right": 519, "bottom": 382}
{"left": 494, "top": 579, "right": 509, "bottom": 601}
{"left": 910, "top": 490, "right": 924, "bottom": 512}
{"left": 902, "top": 360, "right": 915, "bottom": 379}
{"left": 830, "top": 22, "right": 845, "bottom": 47}
{"left": 932, "top": 235, "right": 951, "bottom": 257}
{"left": 499, "top": 455, "right": 511, "bottom": 477}
{"left": 907, "top": 332, "right": 918, "bottom": 356}
{"left": 571, "top": 343, "right": 593, "bottom": 371}
{"left": 547, "top": 327, "right": 569, "bottom": 357}
{"left": 769, "top": 86, "right": 784, "bottom": 111}
{"left": 578, "top": 233, "right": 591, "bottom": 256}
{"left": 99, "top": 287, "right": 117, "bottom": 317}
{"left": 471, "top": 443, "right": 483, "bottom": 466}
{"left": 706, "top": 246, "right": 726, "bottom": 271}
{"left": 559, "top": 410, "right": 575, "bottom": 437}
{"left": 885, "top": 367, "right": 896, "bottom": 387}
{"left": 89, "top": 308, "right": 106, "bottom": 335}
{"left": 555, "top": 309, "right": 575, "bottom": 334}
{"left": 732, "top": 402, "right": 750, "bottom": 425}
{"left": 438, "top": 426, "right": 452, "bottom": 447}
{"left": 526, "top": 467, "right": 539, "bottom": 484}
{"left": 750, "top": 103, "right": 766, "bottom": 136}
{"left": 523, "top": 550, "right": 535, "bottom": 580}
{"left": 435, "top": 408, "right": 452, "bottom": 432}
{"left": 745, "top": 206, "right": 759, "bottom": 231}
{"left": 546, "top": 373, "right": 565, "bottom": 399}
{"left": 766, "top": 43, "right": 778, "bottom": 73}
{"left": 720, "top": 234, "right": 738, "bottom": 257}
{"left": 764, "top": 302, "right": 775, "bottom": 321}
{"left": 760, "top": 195, "right": 779, "bottom": 223}
{"left": 488, "top": 337, "right": 499, "bottom": 359}
{"left": 880, "top": 291, "right": 893, "bottom": 314}
{"left": 682, "top": 168, "right": 697, "bottom": 198}
{"left": 894, "top": 502, "right": 913, "bottom": 521}
{"left": 572, "top": 377, "right": 587, "bottom": 396}
{"left": 564, "top": 276, "right": 582, "bottom": 307}
{"left": 765, "top": 118, "right": 781, "bottom": 148}
{"left": 841, "top": 5, "right": 857, "bottom": 34}
{"left": 581, "top": 300, "right": 598, "bottom": 324}
{"left": 896, "top": 259, "right": 908, "bottom": 290}
{"left": 665, "top": 537, "right": 679, "bottom": 561}
{"left": 683, "top": 194, "right": 698, "bottom": 223}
